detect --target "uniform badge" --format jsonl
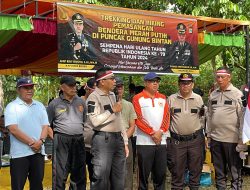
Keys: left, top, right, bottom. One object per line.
{"left": 158, "top": 102, "right": 164, "bottom": 107}
{"left": 82, "top": 39, "right": 89, "bottom": 52}
{"left": 57, "top": 108, "right": 67, "bottom": 113}
{"left": 78, "top": 105, "right": 84, "bottom": 112}
{"left": 183, "top": 74, "right": 189, "bottom": 79}
{"left": 76, "top": 14, "right": 81, "bottom": 20}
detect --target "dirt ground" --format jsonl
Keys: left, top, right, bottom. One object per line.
{"left": 86, "top": 168, "right": 250, "bottom": 190}
{"left": 134, "top": 169, "right": 250, "bottom": 190}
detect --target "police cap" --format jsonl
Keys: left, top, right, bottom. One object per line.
{"left": 178, "top": 73, "right": 193, "bottom": 82}
{"left": 115, "top": 76, "right": 124, "bottom": 86}
{"left": 72, "top": 13, "right": 84, "bottom": 23}
{"left": 85, "top": 77, "right": 96, "bottom": 89}
{"left": 60, "top": 75, "right": 77, "bottom": 86}
{"left": 177, "top": 23, "right": 186, "bottom": 34}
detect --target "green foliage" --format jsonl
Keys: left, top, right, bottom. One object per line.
{"left": 1, "top": 75, "right": 61, "bottom": 106}
{"left": 32, "top": 76, "right": 61, "bottom": 106}
{"left": 168, "top": 0, "right": 249, "bottom": 20}
{"left": 0, "top": 75, "right": 18, "bottom": 107}
{"left": 1, "top": 74, "right": 97, "bottom": 107}
{"left": 116, "top": 74, "right": 178, "bottom": 98}
{"left": 95, "top": 0, "right": 169, "bottom": 11}
{"left": 158, "top": 75, "right": 178, "bottom": 96}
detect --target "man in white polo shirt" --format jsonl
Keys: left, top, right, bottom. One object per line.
{"left": 4, "top": 77, "right": 49, "bottom": 190}
{"left": 133, "top": 72, "right": 170, "bottom": 190}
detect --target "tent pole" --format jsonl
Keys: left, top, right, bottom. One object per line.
{"left": 1, "top": 0, "right": 33, "bottom": 13}
{"left": 35, "top": 0, "right": 38, "bottom": 17}
{"left": 246, "top": 25, "right": 250, "bottom": 83}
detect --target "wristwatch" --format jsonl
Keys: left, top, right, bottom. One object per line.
{"left": 40, "top": 138, "right": 46, "bottom": 144}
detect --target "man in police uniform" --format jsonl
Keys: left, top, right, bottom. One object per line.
{"left": 207, "top": 67, "right": 245, "bottom": 190}
{"left": 168, "top": 73, "right": 205, "bottom": 190}
{"left": 47, "top": 75, "right": 87, "bottom": 190}
{"left": 87, "top": 67, "right": 129, "bottom": 190}
{"left": 167, "top": 23, "right": 194, "bottom": 67}
{"left": 60, "top": 13, "right": 94, "bottom": 61}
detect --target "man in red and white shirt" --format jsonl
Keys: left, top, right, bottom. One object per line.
{"left": 133, "top": 72, "right": 170, "bottom": 190}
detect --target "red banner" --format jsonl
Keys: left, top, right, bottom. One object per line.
{"left": 57, "top": 3, "right": 199, "bottom": 74}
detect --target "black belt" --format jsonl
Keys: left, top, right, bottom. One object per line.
{"left": 54, "top": 132, "right": 83, "bottom": 137}
{"left": 170, "top": 129, "right": 203, "bottom": 142}
{"left": 93, "top": 130, "right": 121, "bottom": 137}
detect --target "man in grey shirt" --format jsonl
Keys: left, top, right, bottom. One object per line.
{"left": 47, "top": 75, "right": 87, "bottom": 190}
{"left": 207, "top": 67, "right": 244, "bottom": 189}
{"left": 87, "top": 67, "right": 128, "bottom": 190}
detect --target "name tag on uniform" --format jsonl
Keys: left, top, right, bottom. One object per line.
{"left": 173, "top": 108, "right": 181, "bottom": 113}
{"left": 191, "top": 109, "right": 198, "bottom": 113}
{"left": 88, "top": 101, "right": 95, "bottom": 113}
{"left": 211, "top": 101, "right": 217, "bottom": 105}
{"left": 104, "top": 104, "right": 113, "bottom": 113}
{"left": 224, "top": 100, "right": 232, "bottom": 105}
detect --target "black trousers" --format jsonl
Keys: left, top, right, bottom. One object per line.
{"left": 90, "top": 131, "right": 126, "bottom": 190}
{"left": 125, "top": 139, "right": 134, "bottom": 190}
{"left": 210, "top": 139, "right": 243, "bottom": 190}
{"left": 131, "top": 136, "right": 137, "bottom": 171}
{"left": 10, "top": 153, "right": 44, "bottom": 190}
{"left": 53, "top": 133, "right": 86, "bottom": 190}
{"left": 85, "top": 149, "right": 94, "bottom": 182}
{"left": 168, "top": 134, "right": 205, "bottom": 190}
{"left": 137, "top": 145, "right": 167, "bottom": 190}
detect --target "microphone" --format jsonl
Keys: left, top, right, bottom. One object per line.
{"left": 241, "top": 96, "right": 247, "bottom": 107}
{"left": 113, "top": 87, "right": 119, "bottom": 102}
{"left": 199, "top": 105, "right": 205, "bottom": 117}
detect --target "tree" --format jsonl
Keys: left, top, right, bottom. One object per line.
{"left": 168, "top": 0, "right": 249, "bottom": 20}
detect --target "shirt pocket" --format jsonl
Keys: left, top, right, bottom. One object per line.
{"left": 55, "top": 105, "right": 68, "bottom": 117}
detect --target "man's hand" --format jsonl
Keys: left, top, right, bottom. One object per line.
{"left": 151, "top": 130, "right": 162, "bottom": 145}
{"left": 238, "top": 140, "right": 244, "bottom": 145}
{"left": 74, "top": 42, "right": 82, "bottom": 51}
{"left": 125, "top": 144, "right": 129, "bottom": 158}
{"left": 48, "top": 127, "right": 53, "bottom": 140}
{"left": 0, "top": 127, "right": 9, "bottom": 138}
{"left": 30, "top": 140, "right": 42, "bottom": 153}
{"left": 112, "top": 102, "right": 122, "bottom": 113}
